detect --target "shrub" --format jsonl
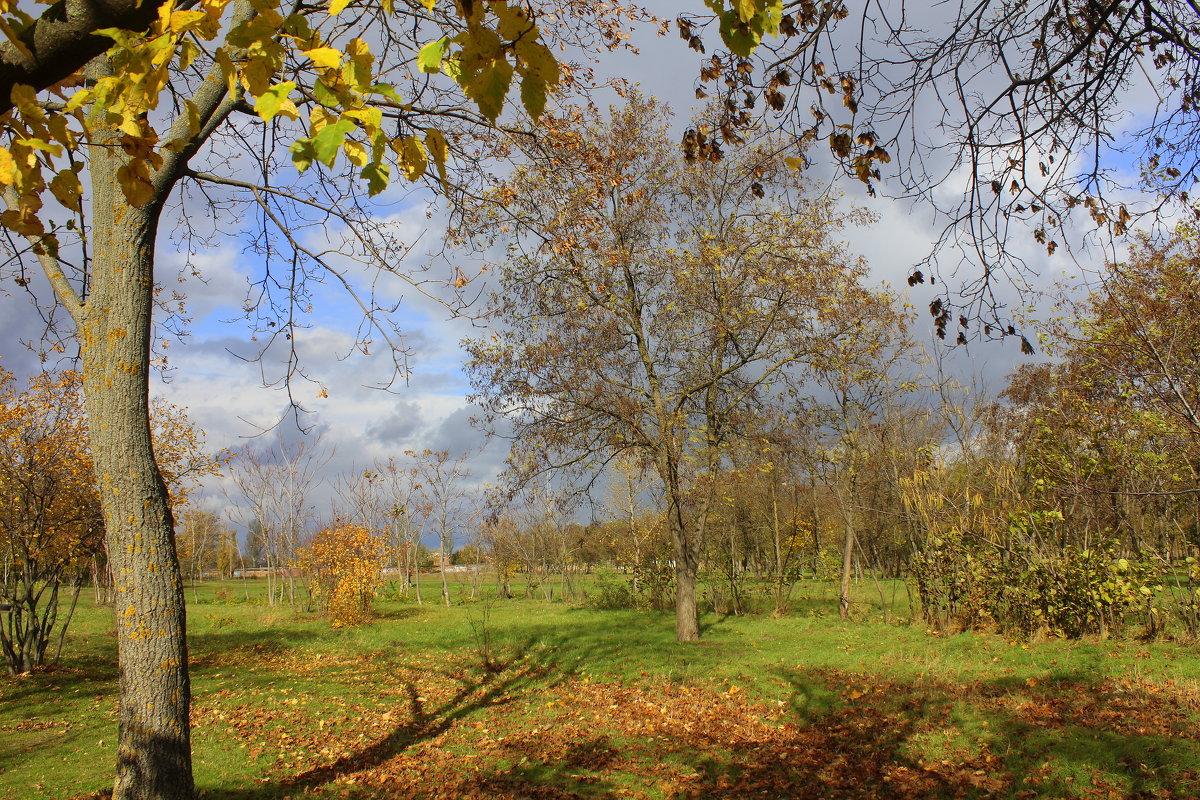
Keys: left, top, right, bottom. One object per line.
{"left": 295, "top": 523, "right": 386, "bottom": 626}
{"left": 910, "top": 532, "right": 1163, "bottom": 638}
{"left": 591, "top": 579, "right": 638, "bottom": 610}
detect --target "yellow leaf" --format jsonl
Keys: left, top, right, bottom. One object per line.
{"left": 394, "top": 135, "right": 426, "bottom": 181}
{"left": 304, "top": 47, "right": 342, "bottom": 70}
{"left": 0, "top": 147, "right": 15, "bottom": 186}
{"left": 425, "top": 128, "right": 447, "bottom": 185}
{"left": 344, "top": 37, "right": 374, "bottom": 90}
{"left": 327, "top": 0, "right": 352, "bottom": 15}
{"left": 47, "top": 115, "right": 75, "bottom": 149}
{"left": 117, "top": 162, "right": 156, "bottom": 207}
{"left": 186, "top": 99, "right": 201, "bottom": 137}
{"left": 343, "top": 107, "right": 382, "bottom": 132}
{"left": 520, "top": 75, "right": 546, "bottom": 119}
{"left": 49, "top": 169, "right": 82, "bottom": 210}
{"left": 343, "top": 137, "right": 367, "bottom": 167}
{"left": 10, "top": 83, "right": 44, "bottom": 123}
{"left": 514, "top": 39, "right": 559, "bottom": 84}
{"left": 241, "top": 56, "right": 276, "bottom": 97}
{"left": 64, "top": 89, "right": 92, "bottom": 113}
{"left": 309, "top": 106, "right": 336, "bottom": 132}
{"left": 168, "top": 10, "right": 208, "bottom": 31}
{"left": 215, "top": 49, "right": 239, "bottom": 95}
{"left": 178, "top": 38, "right": 200, "bottom": 71}
{"left": 256, "top": 82, "right": 299, "bottom": 122}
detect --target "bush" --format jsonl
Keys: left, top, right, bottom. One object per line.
{"left": 910, "top": 532, "right": 1163, "bottom": 638}
{"left": 295, "top": 523, "right": 386, "bottom": 626}
{"left": 591, "top": 580, "right": 639, "bottom": 610}
{"left": 588, "top": 565, "right": 674, "bottom": 611}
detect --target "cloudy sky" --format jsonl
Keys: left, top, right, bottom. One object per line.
{"left": 2, "top": 3, "right": 1151, "bottom": 536}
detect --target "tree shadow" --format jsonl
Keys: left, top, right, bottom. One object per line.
{"left": 196, "top": 632, "right": 623, "bottom": 799}
{"left": 0, "top": 659, "right": 119, "bottom": 707}
{"left": 44, "top": 609, "right": 1200, "bottom": 800}
{"left": 667, "top": 668, "right": 1200, "bottom": 799}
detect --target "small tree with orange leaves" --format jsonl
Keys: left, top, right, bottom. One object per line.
{"left": 0, "top": 368, "right": 100, "bottom": 674}
{"left": 295, "top": 523, "right": 386, "bottom": 627}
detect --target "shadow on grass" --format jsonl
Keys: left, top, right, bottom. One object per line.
{"left": 243, "top": 652, "right": 1200, "bottom": 799}
{"left": 0, "top": 658, "right": 119, "bottom": 709}
{"left": 188, "top": 627, "right": 325, "bottom": 660}
{"left": 197, "top": 632, "right": 624, "bottom": 800}
{"left": 679, "top": 666, "right": 1200, "bottom": 800}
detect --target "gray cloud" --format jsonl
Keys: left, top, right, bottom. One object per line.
{"left": 364, "top": 399, "right": 425, "bottom": 445}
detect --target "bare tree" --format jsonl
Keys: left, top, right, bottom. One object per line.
{"left": 228, "top": 436, "right": 329, "bottom": 608}
{"left": 408, "top": 449, "right": 472, "bottom": 607}
{"left": 335, "top": 457, "right": 426, "bottom": 599}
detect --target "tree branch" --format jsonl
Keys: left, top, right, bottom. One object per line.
{"left": 0, "top": 0, "right": 170, "bottom": 116}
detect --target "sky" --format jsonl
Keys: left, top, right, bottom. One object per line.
{"left": 0, "top": 3, "right": 1155, "bottom": 541}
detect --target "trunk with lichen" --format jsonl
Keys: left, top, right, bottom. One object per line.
{"left": 81, "top": 122, "right": 193, "bottom": 800}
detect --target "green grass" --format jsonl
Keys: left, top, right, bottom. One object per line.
{"left": 2, "top": 574, "right": 1199, "bottom": 799}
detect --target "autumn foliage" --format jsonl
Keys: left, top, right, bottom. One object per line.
{"left": 0, "top": 368, "right": 100, "bottom": 674}
{"left": 296, "top": 523, "right": 387, "bottom": 626}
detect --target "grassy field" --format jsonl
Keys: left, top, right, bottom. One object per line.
{"left": 2, "top": 573, "right": 1199, "bottom": 799}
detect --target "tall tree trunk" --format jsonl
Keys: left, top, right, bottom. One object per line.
{"left": 667, "top": 475, "right": 700, "bottom": 642}
{"left": 82, "top": 123, "right": 193, "bottom": 800}
{"left": 673, "top": 523, "right": 700, "bottom": 641}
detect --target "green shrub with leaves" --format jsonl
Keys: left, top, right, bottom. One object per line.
{"left": 909, "top": 531, "right": 1001, "bottom": 632}
{"left": 911, "top": 529, "right": 1163, "bottom": 638}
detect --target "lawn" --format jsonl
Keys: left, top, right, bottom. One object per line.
{"left": 2, "top": 574, "right": 1199, "bottom": 799}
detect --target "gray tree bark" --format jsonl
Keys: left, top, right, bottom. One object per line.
{"left": 81, "top": 119, "right": 193, "bottom": 799}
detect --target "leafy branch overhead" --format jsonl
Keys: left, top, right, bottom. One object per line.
{"left": 0, "top": 0, "right": 565, "bottom": 240}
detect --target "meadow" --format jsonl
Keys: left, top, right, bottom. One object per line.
{"left": 2, "top": 574, "right": 1199, "bottom": 799}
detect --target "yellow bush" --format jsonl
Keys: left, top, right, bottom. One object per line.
{"left": 295, "top": 523, "right": 386, "bottom": 626}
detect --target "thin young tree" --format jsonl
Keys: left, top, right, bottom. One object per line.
{"left": 408, "top": 448, "right": 471, "bottom": 606}
{"left": 228, "top": 436, "right": 328, "bottom": 608}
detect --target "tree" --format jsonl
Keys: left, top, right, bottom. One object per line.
{"left": 334, "top": 457, "right": 424, "bottom": 596}
{"left": 0, "top": 368, "right": 220, "bottom": 674}
{"left": 994, "top": 231, "right": 1200, "bottom": 556}
{"left": 450, "top": 543, "right": 485, "bottom": 564}
{"left": 1060, "top": 232, "right": 1200, "bottom": 454}
{"left": 466, "top": 95, "right": 883, "bottom": 641}
{"left": 408, "top": 448, "right": 471, "bottom": 606}
{"left": 176, "top": 509, "right": 238, "bottom": 586}
{"left": 0, "top": 368, "right": 99, "bottom": 675}
{"left": 601, "top": 453, "right": 662, "bottom": 597}
{"left": 227, "top": 436, "right": 328, "bottom": 608}
{"left": 243, "top": 518, "right": 267, "bottom": 569}
{"left": 803, "top": 292, "right": 917, "bottom": 617}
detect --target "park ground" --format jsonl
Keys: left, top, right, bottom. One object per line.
{"left": 2, "top": 575, "right": 1200, "bottom": 799}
